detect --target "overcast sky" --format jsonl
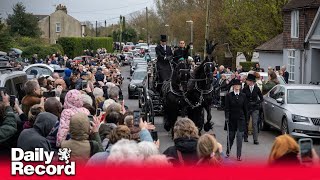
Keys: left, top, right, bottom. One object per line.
{"left": 0, "top": 0, "right": 155, "bottom": 25}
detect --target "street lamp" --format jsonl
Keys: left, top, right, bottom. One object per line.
{"left": 142, "top": 28, "right": 146, "bottom": 42}
{"left": 186, "top": 20, "right": 194, "bottom": 56}
{"left": 165, "top": 24, "right": 170, "bottom": 45}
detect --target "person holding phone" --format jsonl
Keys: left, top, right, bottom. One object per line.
{"left": 268, "top": 134, "right": 301, "bottom": 166}
{"left": 61, "top": 113, "right": 103, "bottom": 162}
{"left": 0, "top": 91, "right": 18, "bottom": 154}
{"left": 75, "top": 72, "right": 88, "bottom": 90}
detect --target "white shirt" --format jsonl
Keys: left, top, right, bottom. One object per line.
{"left": 249, "top": 85, "right": 254, "bottom": 93}
{"left": 234, "top": 91, "right": 240, "bottom": 96}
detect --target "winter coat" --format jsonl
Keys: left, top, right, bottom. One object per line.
{"left": 56, "top": 90, "right": 90, "bottom": 147}
{"left": 0, "top": 106, "right": 18, "bottom": 145}
{"left": 61, "top": 114, "right": 103, "bottom": 163}
{"left": 17, "top": 112, "right": 58, "bottom": 151}
{"left": 262, "top": 81, "right": 277, "bottom": 95}
{"left": 163, "top": 137, "right": 198, "bottom": 166}
{"left": 21, "top": 95, "right": 41, "bottom": 114}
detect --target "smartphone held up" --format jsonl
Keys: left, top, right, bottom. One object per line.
{"left": 299, "top": 138, "right": 313, "bottom": 164}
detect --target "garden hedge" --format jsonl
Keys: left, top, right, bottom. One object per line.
{"left": 240, "top": 61, "right": 257, "bottom": 72}
{"left": 57, "top": 37, "right": 113, "bottom": 58}
{"left": 22, "top": 44, "right": 64, "bottom": 59}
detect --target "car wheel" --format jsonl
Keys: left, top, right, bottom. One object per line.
{"left": 281, "top": 117, "right": 289, "bottom": 135}
{"left": 260, "top": 111, "right": 270, "bottom": 131}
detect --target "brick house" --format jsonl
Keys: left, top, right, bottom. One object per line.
{"left": 256, "top": 0, "right": 320, "bottom": 84}
{"left": 35, "top": 4, "right": 86, "bottom": 44}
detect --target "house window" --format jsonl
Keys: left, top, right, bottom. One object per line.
{"left": 291, "top": 10, "right": 299, "bottom": 38}
{"left": 288, "top": 50, "right": 295, "bottom": 81}
{"left": 56, "top": 23, "right": 61, "bottom": 33}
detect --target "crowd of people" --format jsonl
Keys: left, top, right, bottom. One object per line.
{"left": 0, "top": 44, "right": 319, "bottom": 168}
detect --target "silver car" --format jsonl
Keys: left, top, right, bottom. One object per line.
{"left": 262, "top": 84, "right": 320, "bottom": 138}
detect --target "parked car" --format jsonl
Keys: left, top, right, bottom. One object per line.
{"left": 0, "top": 67, "right": 27, "bottom": 102}
{"left": 123, "top": 45, "right": 131, "bottom": 52}
{"left": 128, "top": 69, "right": 147, "bottom": 99}
{"left": 23, "top": 64, "right": 65, "bottom": 80}
{"left": 130, "top": 58, "right": 146, "bottom": 75}
{"left": 261, "top": 84, "right": 320, "bottom": 138}
{"left": 73, "top": 56, "right": 92, "bottom": 64}
{"left": 23, "top": 64, "right": 54, "bottom": 79}
{"left": 240, "top": 72, "right": 286, "bottom": 84}
{"left": 139, "top": 43, "right": 149, "bottom": 50}
{"left": 0, "top": 57, "right": 10, "bottom": 67}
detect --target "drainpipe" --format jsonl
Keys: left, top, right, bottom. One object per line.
{"left": 301, "top": 8, "right": 307, "bottom": 84}
{"left": 49, "top": 16, "right": 51, "bottom": 44}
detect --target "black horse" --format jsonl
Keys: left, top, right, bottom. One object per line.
{"left": 161, "top": 58, "right": 190, "bottom": 133}
{"left": 186, "top": 40, "right": 217, "bottom": 132}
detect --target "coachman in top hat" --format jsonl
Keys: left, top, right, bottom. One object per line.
{"left": 242, "top": 73, "right": 264, "bottom": 144}
{"left": 155, "top": 35, "right": 173, "bottom": 84}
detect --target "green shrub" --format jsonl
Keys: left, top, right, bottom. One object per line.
{"left": 240, "top": 61, "right": 257, "bottom": 72}
{"left": 57, "top": 37, "right": 113, "bottom": 58}
{"left": 22, "top": 44, "right": 64, "bottom": 59}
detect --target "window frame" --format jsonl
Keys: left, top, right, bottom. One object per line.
{"left": 56, "top": 22, "right": 61, "bottom": 33}
{"left": 288, "top": 50, "right": 295, "bottom": 82}
{"left": 291, "top": 10, "right": 299, "bottom": 38}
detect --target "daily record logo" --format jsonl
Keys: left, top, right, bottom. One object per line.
{"left": 11, "top": 148, "right": 75, "bottom": 176}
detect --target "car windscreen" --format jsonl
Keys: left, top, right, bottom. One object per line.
{"left": 287, "top": 89, "right": 320, "bottom": 104}
{"left": 133, "top": 71, "right": 146, "bottom": 80}
{"left": 26, "top": 67, "right": 52, "bottom": 76}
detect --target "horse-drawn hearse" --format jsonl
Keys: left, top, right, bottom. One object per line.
{"left": 139, "top": 40, "right": 218, "bottom": 136}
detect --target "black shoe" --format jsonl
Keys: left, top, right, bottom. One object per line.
{"left": 226, "top": 152, "right": 230, "bottom": 158}
{"left": 164, "top": 122, "right": 171, "bottom": 132}
{"left": 237, "top": 156, "right": 242, "bottom": 161}
{"left": 244, "top": 138, "right": 248, "bottom": 142}
{"left": 254, "top": 141, "right": 259, "bottom": 145}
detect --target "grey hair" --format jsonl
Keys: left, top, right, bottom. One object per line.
{"left": 108, "top": 86, "right": 119, "bottom": 99}
{"left": 81, "top": 94, "right": 93, "bottom": 106}
{"left": 138, "top": 141, "right": 160, "bottom": 159}
{"left": 24, "top": 80, "right": 40, "bottom": 95}
{"left": 107, "top": 139, "right": 143, "bottom": 166}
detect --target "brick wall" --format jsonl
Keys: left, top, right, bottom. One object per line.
{"left": 283, "top": 8, "right": 318, "bottom": 49}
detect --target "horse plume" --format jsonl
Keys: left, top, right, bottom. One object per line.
{"left": 206, "top": 39, "right": 218, "bottom": 55}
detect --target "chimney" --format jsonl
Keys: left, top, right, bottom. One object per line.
{"left": 56, "top": 4, "right": 67, "bottom": 14}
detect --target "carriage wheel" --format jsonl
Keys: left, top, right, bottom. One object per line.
{"left": 147, "top": 98, "right": 155, "bottom": 124}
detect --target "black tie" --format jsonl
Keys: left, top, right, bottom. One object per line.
{"left": 236, "top": 94, "right": 239, "bottom": 99}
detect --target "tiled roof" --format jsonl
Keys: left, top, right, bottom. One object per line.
{"left": 33, "top": 15, "right": 48, "bottom": 21}
{"left": 255, "top": 33, "right": 283, "bottom": 52}
{"left": 283, "top": 0, "right": 320, "bottom": 10}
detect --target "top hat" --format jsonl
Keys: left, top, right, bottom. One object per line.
{"left": 247, "top": 73, "right": 256, "bottom": 82}
{"left": 232, "top": 79, "right": 242, "bottom": 86}
{"left": 160, "top": 35, "right": 167, "bottom": 42}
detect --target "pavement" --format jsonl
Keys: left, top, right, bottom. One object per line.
{"left": 120, "top": 65, "right": 320, "bottom": 164}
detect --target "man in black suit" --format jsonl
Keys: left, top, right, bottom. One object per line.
{"left": 281, "top": 66, "right": 289, "bottom": 83}
{"left": 155, "top": 35, "right": 173, "bottom": 83}
{"left": 225, "top": 79, "right": 248, "bottom": 161}
{"left": 173, "top": 40, "right": 190, "bottom": 65}
{"left": 242, "top": 73, "right": 263, "bottom": 144}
